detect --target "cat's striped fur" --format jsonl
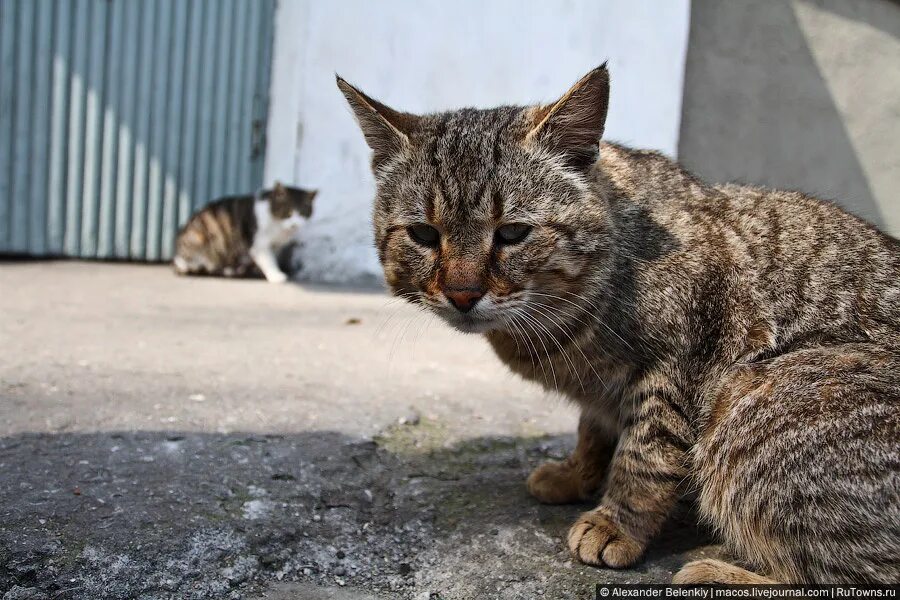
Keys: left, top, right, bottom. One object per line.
{"left": 338, "top": 65, "right": 899, "bottom": 583}
{"left": 173, "top": 182, "right": 316, "bottom": 282}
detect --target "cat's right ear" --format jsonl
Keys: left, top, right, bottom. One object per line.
{"left": 525, "top": 63, "right": 610, "bottom": 170}
{"left": 336, "top": 76, "right": 418, "bottom": 170}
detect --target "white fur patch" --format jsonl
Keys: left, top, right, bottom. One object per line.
{"left": 253, "top": 199, "right": 305, "bottom": 248}
{"left": 251, "top": 197, "right": 307, "bottom": 283}
{"left": 173, "top": 256, "right": 188, "bottom": 273}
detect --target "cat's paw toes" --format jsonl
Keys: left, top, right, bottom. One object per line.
{"left": 266, "top": 272, "right": 289, "bottom": 284}
{"left": 527, "top": 460, "right": 587, "bottom": 504}
{"left": 567, "top": 509, "right": 644, "bottom": 568}
{"left": 673, "top": 559, "right": 774, "bottom": 585}
{"left": 673, "top": 560, "right": 725, "bottom": 584}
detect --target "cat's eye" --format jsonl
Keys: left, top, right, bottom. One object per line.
{"left": 407, "top": 224, "right": 440, "bottom": 247}
{"left": 495, "top": 223, "right": 532, "bottom": 245}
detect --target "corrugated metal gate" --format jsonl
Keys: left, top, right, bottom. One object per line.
{"left": 0, "top": 0, "right": 275, "bottom": 260}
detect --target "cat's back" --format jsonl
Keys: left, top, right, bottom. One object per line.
{"left": 180, "top": 194, "right": 256, "bottom": 235}
{"left": 602, "top": 141, "right": 894, "bottom": 251}
{"left": 602, "top": 141, "right": 899, "bottom": 278}
{"left": 712, "top": 182, "right": 900, "bottom": 332}
{"left": 601, "top": 142, "right": 900, "bottom": 348}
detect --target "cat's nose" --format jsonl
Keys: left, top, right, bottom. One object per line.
{"left": 444, "top": 288, "right": 484, "bottom": 313}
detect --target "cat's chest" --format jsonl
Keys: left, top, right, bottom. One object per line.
{"left": 253, "top": 200, "right": 303, "bottom": 247}
{"left": 267, "top": 220, "right": 301, "bottom": 244}
{"left": 486, "top": 331, "right": 630, "bottom": 406}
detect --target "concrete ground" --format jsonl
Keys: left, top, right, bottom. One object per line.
{"left": 0, "top": 262, "right": 716, "bottom": 600}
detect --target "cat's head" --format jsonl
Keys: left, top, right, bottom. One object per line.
{"left": 265, "top": 183, "right": 318, "bottom": 221}
{"left": 338, "top": 65, "right": 613, "bottom": 334}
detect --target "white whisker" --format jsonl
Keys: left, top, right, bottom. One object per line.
{"left": 512, "top": 307, "right": 560, "bottom": 395}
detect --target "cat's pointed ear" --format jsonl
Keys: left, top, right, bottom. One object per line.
{"left": 525, "top": 63, "right": 610, "bottom": 170}
{"left": 272, "top": 181, "right": 287, "bottom": 199}
{"left": 336, "top": 75, "right": 418, "bottom": 170}
{"left": 307, "top": 190, "right": 318, "bottom": 201}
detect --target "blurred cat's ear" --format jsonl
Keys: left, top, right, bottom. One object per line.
{"left": 307, "top": 190, "right": 318, "bottom": 201}
{"left": 525, "top": 63, "right": 609, "bottom": 170}
{"left": 272, "top": 181, "right": 287, "bottom": 199}
{"left": 336, "top": 75, "right": 419, "bottom": 170}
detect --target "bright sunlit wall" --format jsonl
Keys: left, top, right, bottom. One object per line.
{"left": 264, "top": 0, "right": 691, "bottom": 283}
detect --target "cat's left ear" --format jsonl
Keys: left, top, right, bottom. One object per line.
{"left": 336, "top": 76, "right": 420, "bottom": 171}
{"left": 307, "top": 190, "right": 318, "bottom": 201}
{"left": 271, "top": 181, "right": 287, "bottom": 199}
{"left": 525, "top": 63, "right": 610, "bottom": 170}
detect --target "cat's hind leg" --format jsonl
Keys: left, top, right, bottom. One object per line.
{"left": 173, "top": 255, "right": 189, "bottom": 275}
{"left": 172, "top": 253, "right": 212, "bottom": 276}
{"left": 694, "top": 343, "right": 900, "bottom": 583}
{"left": 673, "top": 559, "right": 777, "bottom": 584}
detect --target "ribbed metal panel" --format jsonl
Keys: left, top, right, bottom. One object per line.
{"left": 0, "top": 0, "right": 275, "bottom": 260}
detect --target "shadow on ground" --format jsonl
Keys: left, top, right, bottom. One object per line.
{"left": 0, "top": 424, "right": 717, "bottom": 600}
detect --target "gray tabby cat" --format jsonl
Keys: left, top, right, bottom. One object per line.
{"left": 337, "top": 65, "right": 899, "bottom": 583}
{"left": 173, "top": 182, "right": 316, "bottom": 282}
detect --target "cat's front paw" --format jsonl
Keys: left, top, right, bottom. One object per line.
{"left": 527, "top": 460, "right": 590, "bottom": 504}
{"left": 265, "top": 271, "right": 289, "bottom": 284}
{"left": 567, "top": 508, "right": 645, "bottom": 568}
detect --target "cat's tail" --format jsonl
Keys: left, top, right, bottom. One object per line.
{"left": 673, "top": 559, "right": 777, "bottom": 584}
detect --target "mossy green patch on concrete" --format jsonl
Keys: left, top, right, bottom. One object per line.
{"left": 373, "top": 418, "right": 450, "bottom": 456}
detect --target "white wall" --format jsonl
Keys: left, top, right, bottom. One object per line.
{"left": 265, "top": 0, "right": 691, "bottom": 283}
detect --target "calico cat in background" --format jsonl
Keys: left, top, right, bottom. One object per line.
{"left": 338, "top": 65, "right": 899, "bottom": 584}
{"left": 173, "top": 182, "right": 316, "bottom": 282}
